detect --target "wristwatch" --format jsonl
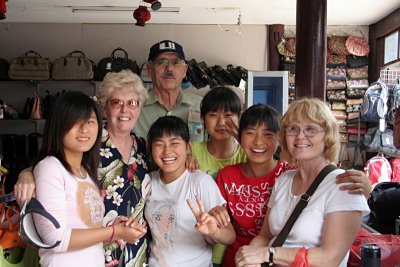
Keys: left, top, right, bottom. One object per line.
{"left": 268, "top": 246, "right": 276, "bottom": 266}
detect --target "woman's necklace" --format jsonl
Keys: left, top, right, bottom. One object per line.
{"left": 74, "top": 166, "right": 87, "bottom": 179}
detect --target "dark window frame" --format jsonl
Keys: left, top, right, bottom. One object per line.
{"left": 383, "top": 29, "right": 400, "bottom": 66}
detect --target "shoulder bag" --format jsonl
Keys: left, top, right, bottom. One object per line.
{"left": 262, "top": 164, "right": 337, "bottom": 266}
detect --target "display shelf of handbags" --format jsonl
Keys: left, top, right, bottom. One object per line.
{"left": 0, "top": 119, "right": 45, "bottom": 135}
{"left": 0, "top": 80, "right": 97, "bottom": 118}
{"left": 0, "top": 80, "right": 97, "bottom": 135}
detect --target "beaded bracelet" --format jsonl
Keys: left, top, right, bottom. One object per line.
{"left": 106, "top": 225, "right": 115, "bottom": 242}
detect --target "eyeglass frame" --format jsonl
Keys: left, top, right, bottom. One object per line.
{"left": 151, "top": 57, "right": 186, "bottom": 68}
{"left": 285, "top": 125, "right": 325, "bottom": 137}
{"left": 107, "top": 98, "right": 140, "bottom": 109}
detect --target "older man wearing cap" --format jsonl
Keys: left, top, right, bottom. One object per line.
{"left": 134, "top": 40, "right": 203, "bottom": 141}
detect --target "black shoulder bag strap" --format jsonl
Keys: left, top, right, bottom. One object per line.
{"left": 261, "top": 164, "right": 337, "bottom": 267}
{"left": 273, "top": 164, "right": 337, "bottom": 247}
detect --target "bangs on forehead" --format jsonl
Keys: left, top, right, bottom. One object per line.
{"left": 285, "top": 101, "right": 326, "bottom": 125}
{"left": 200, "top": 86, "right": 242, "bottom": 117}
{"left": 242, "top": 114, "right": 280, "bottom": 133}
{"left": 64, "top": 100, "right": 95, "bottom": 129}
{"left": 148, "top": 116, "right": 190, "bottom": 147}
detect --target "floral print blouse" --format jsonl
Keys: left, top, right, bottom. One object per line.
{"left": 99, "top": 128, "right": 151, "bottom": 267}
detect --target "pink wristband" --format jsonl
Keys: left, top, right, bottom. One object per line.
{"left": 106, "top": 225, "right": 115, "bottom": 242}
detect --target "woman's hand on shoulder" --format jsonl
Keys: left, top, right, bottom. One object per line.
{"left": 336, "top": 169, "right": 372, "bottom": 198}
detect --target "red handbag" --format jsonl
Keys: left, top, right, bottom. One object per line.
{"left": 348, "top": 229, "right": 400, "bottom": 267}
{"left": 345, "top": 36, "right": 370, "bottom": 56}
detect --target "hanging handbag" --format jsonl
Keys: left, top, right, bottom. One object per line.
{"left": 328, "top": 36, "right": 351, "bottom": 55}
{"left": 0, "top": 205, "right": 21, "bottom": 250}
{"left": 51, "top": 50, "right": 95, "bottom": 80}
{"left": 30, "top": 92, "right": 42, "bottom": 120}
{"left": 284, "top": 37, "right": 296, "bottom": 55}
{"left": 363, "top": 128, "right": 400, "bottom": 157}
{"left": 94, "top": 47, "right": 140, "bottom": 81}
{"left": 262, "top": 165, "right": 337, "bottom": 266}
{"left": 8, "top": 51, "right": 50, "bottom": 80}
{"left": 277, "top": 38, "right": 296, "bottom": 58}
{"left": 345, "top": 36, "right": 370, "bottom": 57}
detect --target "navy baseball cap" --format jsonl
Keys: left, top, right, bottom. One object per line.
{"left": 148, "top": 40, "right": 185, "bottom": 61}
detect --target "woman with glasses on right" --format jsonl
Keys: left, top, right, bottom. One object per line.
{"left": 235, "top": 98, "right": 369, "bottom": 267}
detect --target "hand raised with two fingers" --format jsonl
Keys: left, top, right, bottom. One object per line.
{"left": 187, "top": 194, "right": 219, "bottom": 236}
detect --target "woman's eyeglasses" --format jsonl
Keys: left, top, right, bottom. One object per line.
{"left": 285, "top": 126, "right": 325, "bottom": 137}
{"left": 108, "top": 99, "right": 139, "bottom": 109}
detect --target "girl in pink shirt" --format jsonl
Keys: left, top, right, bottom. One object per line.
{"left": 32, "top": 91, "right": 142, "bottom": 267}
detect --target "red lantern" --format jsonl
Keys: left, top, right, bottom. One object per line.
{"left": 0, "top": 0, "right": 6, "bottom": 20}
{"left": 133, "top": 5, "right": 151, "bottom": 26}
{"left": 143, "top": 0, "right": 155, "bottom": 3}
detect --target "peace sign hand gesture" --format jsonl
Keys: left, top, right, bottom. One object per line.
{"left": 187, "top": 195, "right": 219, "bottom": 237}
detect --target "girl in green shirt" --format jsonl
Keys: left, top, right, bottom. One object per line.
{"left": 191, "top": 86, "right": 247, "bottom": 266}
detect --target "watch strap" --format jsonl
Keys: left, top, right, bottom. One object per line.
{"left": 268, "top": 247, "right": 275, "bottom": 266}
